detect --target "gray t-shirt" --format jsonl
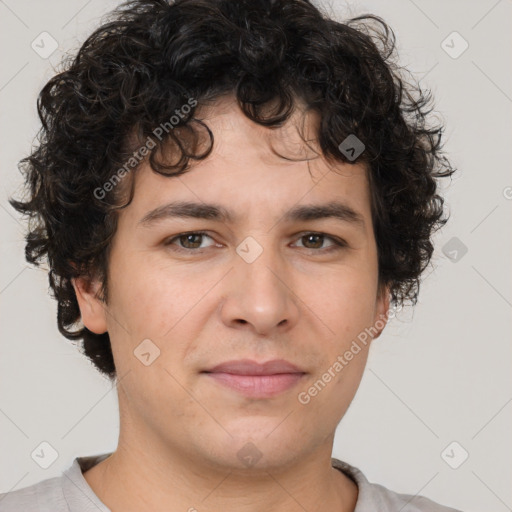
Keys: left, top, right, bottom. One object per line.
{"left": 0, "top": 452, "right": 462, "bottom": 511}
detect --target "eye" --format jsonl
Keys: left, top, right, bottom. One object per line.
{"left": 293, "top": 232, "right": 347, "bottom": 252}
{"left": 163, "top": 230, "right": 347, "bottom": 254}
{"left": 164, "top": 231, "right": 216, "bottom": 252}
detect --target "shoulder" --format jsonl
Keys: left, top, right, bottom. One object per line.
{"left": 357, "top": 479, "right": 464, "bottom": 512}
{"left": 0, "top": 453, "right": 112, "bottom": 512}
{"left": 0, "top": 474, "right": 66, "bottom": 512}
{"left": 331, "top": 458, "right": 464, "bottom": 512}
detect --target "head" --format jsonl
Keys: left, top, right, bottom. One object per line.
{"left": 11, "top": 0, "right": 455, "bottom": 471}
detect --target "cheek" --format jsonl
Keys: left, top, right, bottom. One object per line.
{"left": 108, "top": 250, "right": 207, "bottom": 339}
{"left": 307, "top": 267, "right": 378, "bottom": 339}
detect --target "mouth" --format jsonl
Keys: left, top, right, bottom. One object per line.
{"left": 201, "top": 359, "right": 307, "bottom": 398}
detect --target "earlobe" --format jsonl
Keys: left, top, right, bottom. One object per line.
{"left": 372, "top": 284, "right": 391, "bottom": 340}
{"left": 71, "top": 275, "right": 108, "bottom": 334}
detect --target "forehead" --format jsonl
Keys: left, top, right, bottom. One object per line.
{"left": 120, "top": 96, "right": 372, "bottom": 231}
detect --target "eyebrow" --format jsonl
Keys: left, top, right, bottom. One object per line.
{"left": 138, "top": 200, "right": 366, "bottom": 230}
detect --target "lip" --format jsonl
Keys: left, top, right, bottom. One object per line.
{"left": 205, "top": 359, "right": 304, "bottom": 375}
{"left": 202, "top": 359, "right": 306, "bottom": 398}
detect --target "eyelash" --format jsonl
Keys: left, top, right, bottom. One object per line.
{"left": 163, "top": 231, "right": 347, "bottom": 254}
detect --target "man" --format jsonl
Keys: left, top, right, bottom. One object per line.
{"left": 2, "top": 0, "right": 460, "bottom": 510}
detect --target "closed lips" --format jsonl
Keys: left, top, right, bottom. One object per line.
{"left": 201, "top": 359, "right": 307, "bottom": 398}
{"left": 202, "top": 359, "right": 306, "bottom": 375}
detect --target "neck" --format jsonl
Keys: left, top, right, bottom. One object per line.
{"left": 83, "top": 437, "right": 358, "bottom": 512}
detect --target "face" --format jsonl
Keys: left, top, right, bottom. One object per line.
{"left": 74, "top": 95, "right": 389, "bottom": 473}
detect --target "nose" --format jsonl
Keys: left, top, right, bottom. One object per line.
{"left": 219, "top": 240, "right": 300, "bottom": 336}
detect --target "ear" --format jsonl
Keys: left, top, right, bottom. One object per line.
{"left": 71, "top": 275, "right": 108, "bottom": 334}
{"left": 372, "top": 282, "right": 391, "bottom": 340}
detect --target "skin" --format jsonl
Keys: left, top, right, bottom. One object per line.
{"left": 73, "top": 95, "right": 390, "bottom": 512}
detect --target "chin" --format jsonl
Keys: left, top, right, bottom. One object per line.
{"left": 193, "top": 421, "right": 308, "bottom": 471}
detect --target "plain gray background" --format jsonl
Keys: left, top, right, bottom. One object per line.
{"left": 0, "top": 1, "right": 511, "bottom": 511}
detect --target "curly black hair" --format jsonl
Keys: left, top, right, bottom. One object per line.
{"left": 9, "top": 0, "right": 456, "bottom": 382}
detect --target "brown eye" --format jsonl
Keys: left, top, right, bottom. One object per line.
{"left": 177, "top": 233, "right": 204, "bottom": 249}
{"left": 301, "top": 233, "right": 325, "bottom": 249}
{"left": 164, "top": 231, "right": 215, "bottom": 252}
{"left": 294, "top": 232, "right": 347, "bottom": 252}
